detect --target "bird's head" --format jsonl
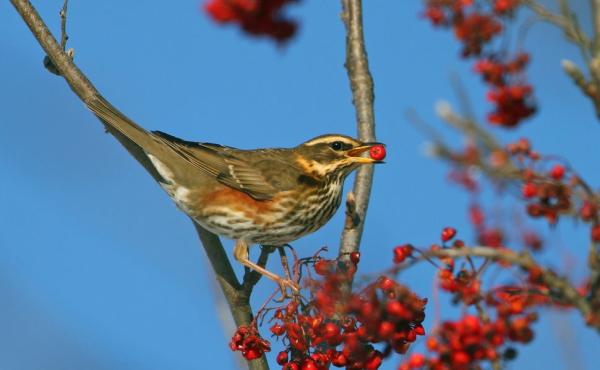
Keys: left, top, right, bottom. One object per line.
{"left": 294, "top": 134, "right": 385, "bottom": 181}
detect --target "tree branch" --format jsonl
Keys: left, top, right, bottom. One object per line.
{"left": 522, "top": 0, "right": 592, "bottom": 51}
{"left": 339, "top": 0, "right": 377, "bottom": 258}
{"left": 592, "top": 0, "right": 600, "bottom": 55}
{"left": 9, "top": 1, "right": 267, "bottom": 368}
{"left": 418, "top": 246, "right": 599, "bottom": 333}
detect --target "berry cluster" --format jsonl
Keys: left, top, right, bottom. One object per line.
{"left": 204, "top": 0, "right": 298, "bottom": 43}
{"left": 423, "top": 1, "right": 535, "bottom": 127}
{"left": 454, "top": 12, "right": 502, "bottom": 57}
{"left": 423, "top": 0, "right": 504, "bottom": 57}
{"left": 230, "top": 253, "right": 427, "bottom": 369}
{"left": 506, "top": 138, "right": 600, "bottom": 243}
{"left": 392, "top": 227, "right": 566, "bottom": 369}
{"left": 399, "top": 313, "right": 534, "bottom": 370}
{"left": 433, "top": 231, "right": 483, "bottom": 305}
{"left": 230, "top": 325, "right": 272, "bottom": 360}
{"left": 486, "top": 84, "right": 535, "bottom": 127}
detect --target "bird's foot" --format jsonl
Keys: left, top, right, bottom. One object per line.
{"left": 275, "top": 277, "right": 300, "bottom": 302}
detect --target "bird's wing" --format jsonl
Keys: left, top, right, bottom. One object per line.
{"left": 151, "top": 131, "right": 300, "bottom": 200}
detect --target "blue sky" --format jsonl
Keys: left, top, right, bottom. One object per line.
{"left": 1, "top": 1, "right": 599, "bottom": 369}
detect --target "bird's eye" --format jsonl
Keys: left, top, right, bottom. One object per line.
{"left": 330, "top": 141, "right": 344, "bottom": 151}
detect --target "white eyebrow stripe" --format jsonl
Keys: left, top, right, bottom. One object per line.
{"left": 303, "top": 136, "right": 358, "bottom": 146}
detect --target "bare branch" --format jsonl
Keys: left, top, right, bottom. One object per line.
{"left": 59, "top": 0, "right": 69, "bottom": 50}
{"left": 339, "top": 0, "right": 377, "bottom": 257}
{"left": 523, "top": 0, "right": 592, "bottom": 52}
{"left": 561, "top": 59, "right": 600, "bottom": 118}
{"left": 522, "top": 0, "right": 600, "bottom": 120}
{"left": 9, "top": 1, "right": 268, "bottom": 368}
{"left": 592, "top": 0, "right": 600, "bottom": 55}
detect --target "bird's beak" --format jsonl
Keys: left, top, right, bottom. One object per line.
{"left": 346, "top": 142, "right": 386, "bottom": 164}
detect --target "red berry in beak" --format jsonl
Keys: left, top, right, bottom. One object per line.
{"left": 369, "top": 145, "right": 386, "bottom": 161}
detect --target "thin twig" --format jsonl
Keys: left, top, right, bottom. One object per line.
{"left": 60, "top": 0, "right": 69, "bottom": 50}
{"left": 43, "top": 0, "right": 71, "bottom": 76}
{"left": 339, "top": 0, "right": 377, "bottom": 258}
{"left": 592, "top": 0, "right": 600, "bottom": 55}
{"left": 523, "top": 0, "right": 592, "bottom": 52}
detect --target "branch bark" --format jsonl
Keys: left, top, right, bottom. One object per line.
{"left": 339, "top": 0, "right": 377, "bottom": 258}
{"left": 9, "top": 1, "right": 268, "bottom": 369}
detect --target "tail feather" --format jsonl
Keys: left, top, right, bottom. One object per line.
{"left": 85, "top": 95, "right": 171, "bottom": 182}
{"left": 85, "top": 95, "right": 155, "bottom": 152}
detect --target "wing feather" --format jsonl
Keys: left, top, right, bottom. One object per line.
{"left": 151, "top": 131, "right": 290, "bottom": 200}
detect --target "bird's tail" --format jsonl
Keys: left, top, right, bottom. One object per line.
{"left": 85, "top": 95, "right": 172, "bottom": 181}
{"left": 85, "top": 95, "right": 157, "bottom": 152}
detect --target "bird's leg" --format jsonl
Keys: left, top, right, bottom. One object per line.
{"left": 233, "top": 240, "right": 299, "bottom": 297}
{"left": 277, "top": 246, "right": 293, "bottom": 282}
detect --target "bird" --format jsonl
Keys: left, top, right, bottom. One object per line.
{"left": 85, "top": 95, "right": 384, "bottom": 291}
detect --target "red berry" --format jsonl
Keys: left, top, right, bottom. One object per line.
{"left": 522, "top": 182, "right": 537, "bottom": 198}
{"left": 204, "top": 0, "right": 236, "bottom": 23}
{"left": 276, "top": 351, "right": 288, "bottom": 365}
{"left": 452, "top": 351, "right": 470, "bottom": 366}
{"left": 523, "top": 231, "right": 542, "bottom": 250}
{"left": 580, "top": 202, "right": 596, "bottom": 221}
{"left": 550, "top": 164, "right": 565, "bottom": 180}
{"left": 441, "top": 227, "right": 457, "bottom": 242}
{"left": 377, "top": 321, "right": 395, "bottom": 339}
{"left": 322, "top": 322, "right": 341, "bottom": 342}
{"left": 349, "top": 251, "right": 361, "bottom": 265}
{"left": 408, "top": 353, "right": 426, "bottom": 368}
{"left": 331, "top": 351, "right": 347, "bottom": 367}
{"left": 378, "top": 276, "right": 395, "bottom": 291}
{"left": 462, "top": 315, "right": 481, "bottom": 332}
{"left": 592, "top": 225, "right": 600, "bottom": 243}
{"left": 369, "top": 144, "right": 386, "bottom": 161}
{"left": 529, "top": 151, "right": 541, "bottom": 160}
{"left": 414, "top": 325, "right": 425, "bottom": 336}
{"left": 406, "top": 329, "right": 417, "bottom": 342}
{"left": 469, "top": 205, "right": 484, "bottom": 226}
{"left": 270, "top": 323, "right": 285, "bottom": 336}
{"left": 284, "top": 363, "right": 299, "bottom": 370}
{"left": 301, "top": 359, "right": 317, "bottom": 370}
{"left": 243, "top": 348, "right": 262, "bottom": 360}
{"left": 314, "top": 259, "right": 331, "bottom": 276}
{"left": 365, "top": 350, "right": 383, "bottom": 370}
{"left": 393, "top": 244, "right": 413, "bottom": 263}
{"left": 386, "top": 300, "right": 408, "bottom": 319}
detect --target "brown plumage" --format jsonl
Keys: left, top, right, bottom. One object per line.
{"left": 86, "top": 95, "right": 383, "bottom": 291}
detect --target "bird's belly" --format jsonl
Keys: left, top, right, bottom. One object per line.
{"left": 162, "top": 181, "right": 343, "bottom": 246}
{"left": 198, "top": 208, "right": 304, "bottom": 245}
{"left": 199, "top": 192, "right": 341, "bottom": 245}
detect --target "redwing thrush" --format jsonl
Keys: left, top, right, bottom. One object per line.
{"left": 86, "top": 96, "right": 383, "bottom": 291}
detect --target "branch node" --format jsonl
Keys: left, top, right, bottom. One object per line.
{"left": 343, "top": 191, "right": 360, "bottom": 230}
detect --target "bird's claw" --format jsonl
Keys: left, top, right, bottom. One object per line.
{"left": 274, "top": 278, "right": 300, "bottom": 302}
